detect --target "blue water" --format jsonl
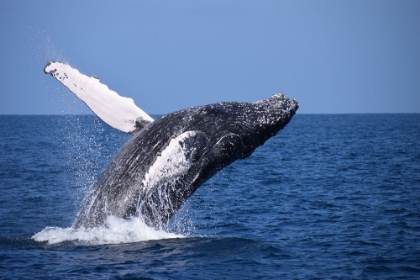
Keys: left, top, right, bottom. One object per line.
{"left": 1, "top": 114, "right": 419, "bottom": 279}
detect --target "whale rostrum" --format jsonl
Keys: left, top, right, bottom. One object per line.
{"left": 44, "top": 62, "right": 299, "bottom": 229}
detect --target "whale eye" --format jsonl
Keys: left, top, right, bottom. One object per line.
{"left": 220, "top": 139, "right": 234, "bottom": 153}
{"left": 190, "top": 148, "right": 200, "bottom": 162}
{"left": 216, "top": 133, "right": 243, "bottom": 158}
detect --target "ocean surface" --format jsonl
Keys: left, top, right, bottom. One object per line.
{"left": 0, "top": 114, "right": 419, "bottom": 279}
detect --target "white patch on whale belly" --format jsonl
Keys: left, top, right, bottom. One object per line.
{"left": 142, "top": 131, "right": 198, "bottom": 192}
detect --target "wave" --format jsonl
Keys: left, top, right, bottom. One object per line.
{"left": 32, "top": 216, "right": 183, "bottom": 245}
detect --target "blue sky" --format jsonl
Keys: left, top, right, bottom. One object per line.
{"left": 1, "top": 1, "right": 419, "bottom": 114}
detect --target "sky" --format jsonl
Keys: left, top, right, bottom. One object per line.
{"left": 0, "top": 0, "right": 419, "bottom": 115}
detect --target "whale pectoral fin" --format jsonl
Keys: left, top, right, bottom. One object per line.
{"left": 44, "top": 62, "right": 154, "bottom": 134}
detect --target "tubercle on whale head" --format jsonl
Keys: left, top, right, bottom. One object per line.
{"left": 257, "top": 93, "right": 299, "bottom": 122}
{"left": 247, "top": 93, "right": 299, "bottom": 139}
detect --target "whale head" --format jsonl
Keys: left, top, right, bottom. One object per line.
{"left": 140, "top": 93, "right": 298, "bottom": 202}
{"left": 186, "top": 93, "right": 299, "bottom": 164}
{"left": 243, "top": 93, "right": 299, "bottom": 149}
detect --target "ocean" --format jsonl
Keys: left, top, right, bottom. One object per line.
{"left": 0, "top": 114, "right": 419, "bottom": 279}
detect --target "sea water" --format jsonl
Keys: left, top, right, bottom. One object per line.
{"left": 0, "top": 114, "right": 419, "bottom": 279}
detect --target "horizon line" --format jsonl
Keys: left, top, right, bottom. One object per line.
{"left": 1, "top": 112, "right": 420, "bottom": 116}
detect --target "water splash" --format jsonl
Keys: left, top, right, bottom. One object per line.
{"left": 27, "top": 26, "right": 67, "bottom": 64}
{"left": 32, "top": 216, "right": 183, "bottom": 245}
{"left": 57, "top": 116, "right": 106, "bottom": 213}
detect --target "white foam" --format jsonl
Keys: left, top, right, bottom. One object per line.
{"left": 32, "top": 216, "right": 182, "bottom": 245}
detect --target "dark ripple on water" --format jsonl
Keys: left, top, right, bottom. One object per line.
{"left": 0, "top": 114, "right": 420, "bottom": 279}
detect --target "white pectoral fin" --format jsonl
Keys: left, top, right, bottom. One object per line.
{"left": 44, "top": 62, "right": 154, "bottom": 134}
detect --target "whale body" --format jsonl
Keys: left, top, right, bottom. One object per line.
{"left": 44, "top": 62, "right": 299, "bottom": 229}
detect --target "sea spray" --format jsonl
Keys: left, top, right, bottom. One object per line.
{"left": 32, "top": 216, "right": 182, "bottom": 245}
{"left": 57, "top": 115, "right": 129, "bottom": 217}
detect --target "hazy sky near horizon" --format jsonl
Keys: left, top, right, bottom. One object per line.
{"left": 1, "top": 1, "right": 419, "bottom": 115}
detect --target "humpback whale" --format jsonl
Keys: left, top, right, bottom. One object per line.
{"left": 44, "top": 62, "right": 299, "bottom": 229}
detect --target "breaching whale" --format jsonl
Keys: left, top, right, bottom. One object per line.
{"left": 44, "top": 62, "right": 299, "bottom": 229}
